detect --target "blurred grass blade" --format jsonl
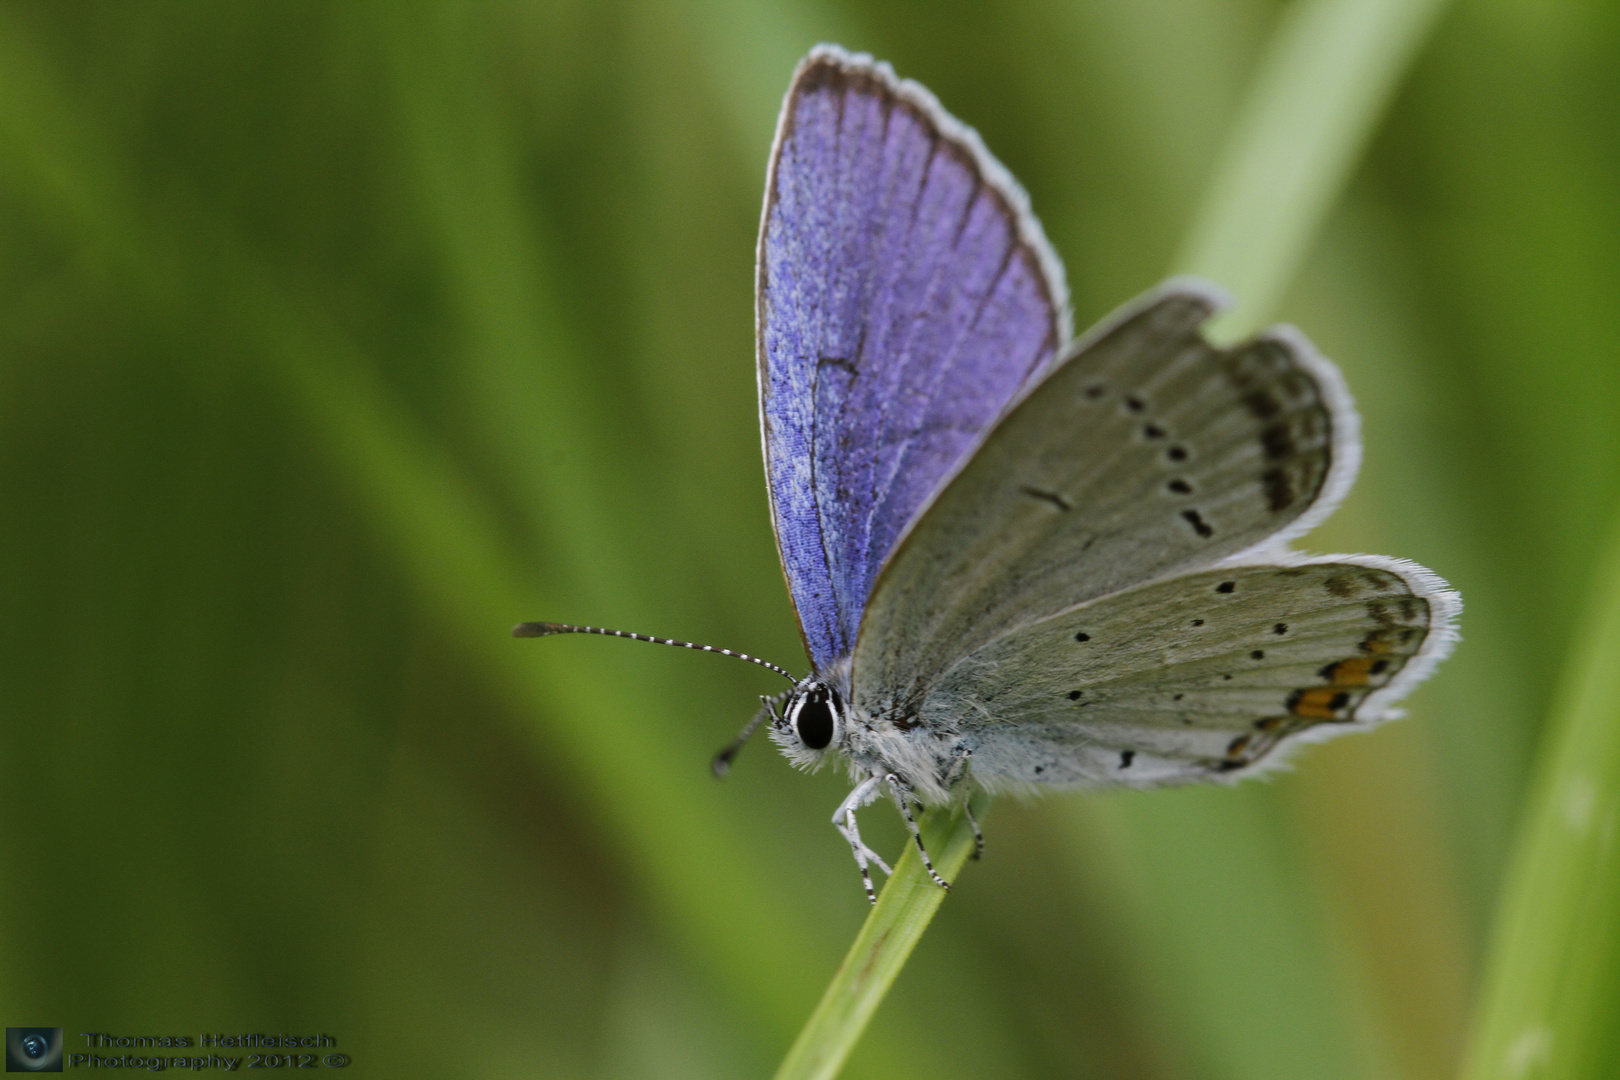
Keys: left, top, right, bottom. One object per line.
{"left": 1174, "top": 0, "right": 1450, "bottom": 340}
{"left": 0, "top": 11, "right": 873, "bottom": 1065}
{"left": 775, "top": 801, "right": 987, "bottom": 1080}
{"left": 376, "top": 1, "right": 634, "bottom": 588}
{"left": 1462, "top": 507, "right": 1620, "bottom": 1080}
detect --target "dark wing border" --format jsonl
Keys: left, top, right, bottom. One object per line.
{"left": 1207, "top": 550, "right": 1462, "bottom": 783}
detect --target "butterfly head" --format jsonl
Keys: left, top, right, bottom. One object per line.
{"left": 771, "top": 676, "right": 848, "bottom": 768}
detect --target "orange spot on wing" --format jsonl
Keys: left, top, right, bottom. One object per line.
{"left": 1359, "top": 630, "right": 1394, "bottom": 654}
{"left": 1288, "top": 687, "right": 1350, "bottom": 719}
{"left": 1322, "top": 656, "right": 1376, "bottom": 686}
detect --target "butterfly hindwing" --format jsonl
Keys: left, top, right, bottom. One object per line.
{"left": 758, "top": 45, "right": 1069, "bottom": 671}
{"left": 916, "top": 559, "right": 1458, "bottom": 787}
{"left": 851, "top": 283, "right": 1359, "bottom": 718}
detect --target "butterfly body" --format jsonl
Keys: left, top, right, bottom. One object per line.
{"left": 770, "top": 671, "right": 968, "bottom": 808}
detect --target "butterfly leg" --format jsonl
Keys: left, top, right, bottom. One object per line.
{"left": 833, "top": 775, "right": 892, "bottom": 905}
{"left": 963, "top": 799, "right": 984, "bottom": 862}
{"left": 942, "top": 748, "right": 985, "bottom": 861}
{"left": 711, "top": 692, "right": 786, "bottom": 778}
{"left": 886, "top": 774, "right": 951, "bottom": 891}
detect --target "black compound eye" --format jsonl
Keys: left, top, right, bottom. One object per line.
{"left": 795, "top": 695, "right": 835, "bottom": 750}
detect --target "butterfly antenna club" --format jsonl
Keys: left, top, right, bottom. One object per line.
{"left": 512, "top": 621, "right": 800, "bottom": 683}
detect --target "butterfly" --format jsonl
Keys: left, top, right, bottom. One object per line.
{"left": 517, "top": 44, "right": 1460, "bottom": 903}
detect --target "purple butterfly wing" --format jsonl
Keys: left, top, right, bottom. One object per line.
{"left": 758, "top": 46, "right": 1070, "bottom": 672}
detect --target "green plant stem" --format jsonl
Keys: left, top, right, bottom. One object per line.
{"left": 1174, "top": 0, "right": 1450, "bottom": 341}
{"left": 1461, "top": 508, "right": 1620, "bottom": 1080}
{"left": 773, "top": 799, "right": 989, "bottom": 1080}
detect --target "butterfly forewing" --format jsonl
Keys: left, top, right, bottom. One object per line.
{"left": 759, "top": 46, "right": 1069, "bottom": 672}
{"left": 917, "top": 560, "right": 1453, "bottom": 786}
{"left": 851, "top": 285, "right": 1354, "bottom": 718}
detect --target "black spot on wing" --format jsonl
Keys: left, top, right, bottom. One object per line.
{"left": 817, "top": 355, "right": 857, "bottom": 375}
{"left": 1182, "top": 509, "right": 1215, "bottom": 537}
{"left": 1020, "top": 485, "right": 1072, "bottom": 511}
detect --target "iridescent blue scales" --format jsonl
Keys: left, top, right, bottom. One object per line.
{"left": 759, "top": 47, "right": 1069, "bottom": 671}
{"left": 753, "top": 47, "right": 1457, "bottom": 896}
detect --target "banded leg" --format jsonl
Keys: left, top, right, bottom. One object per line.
{"left": 945, "top": 747, "right": 985, "bottom": 862}
{"left": 711, "top": 692, "right": 785, "bottom": 778}
{"left": 833, "top": 775, "right": 892, "bottom": 904}
{"left": 964, "top": 800, "right": 984, "bottom": 862}
{"left": 886, "top": 774, "right": 950, "bottom": 891}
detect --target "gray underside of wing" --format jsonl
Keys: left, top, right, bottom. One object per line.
{"left": 851, "top": 284, "right": 1350, "bottom": 720}
{"left": 921, "top": 561, "right": 1437, "bottom": 788}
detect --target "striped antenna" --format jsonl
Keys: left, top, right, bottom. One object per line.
{"left": 512, "top": 622, "right": 800, "bottom": 684}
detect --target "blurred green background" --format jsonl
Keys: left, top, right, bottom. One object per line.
{"left": 2, "top": 1, "right": 1617, "bottom": 1077}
